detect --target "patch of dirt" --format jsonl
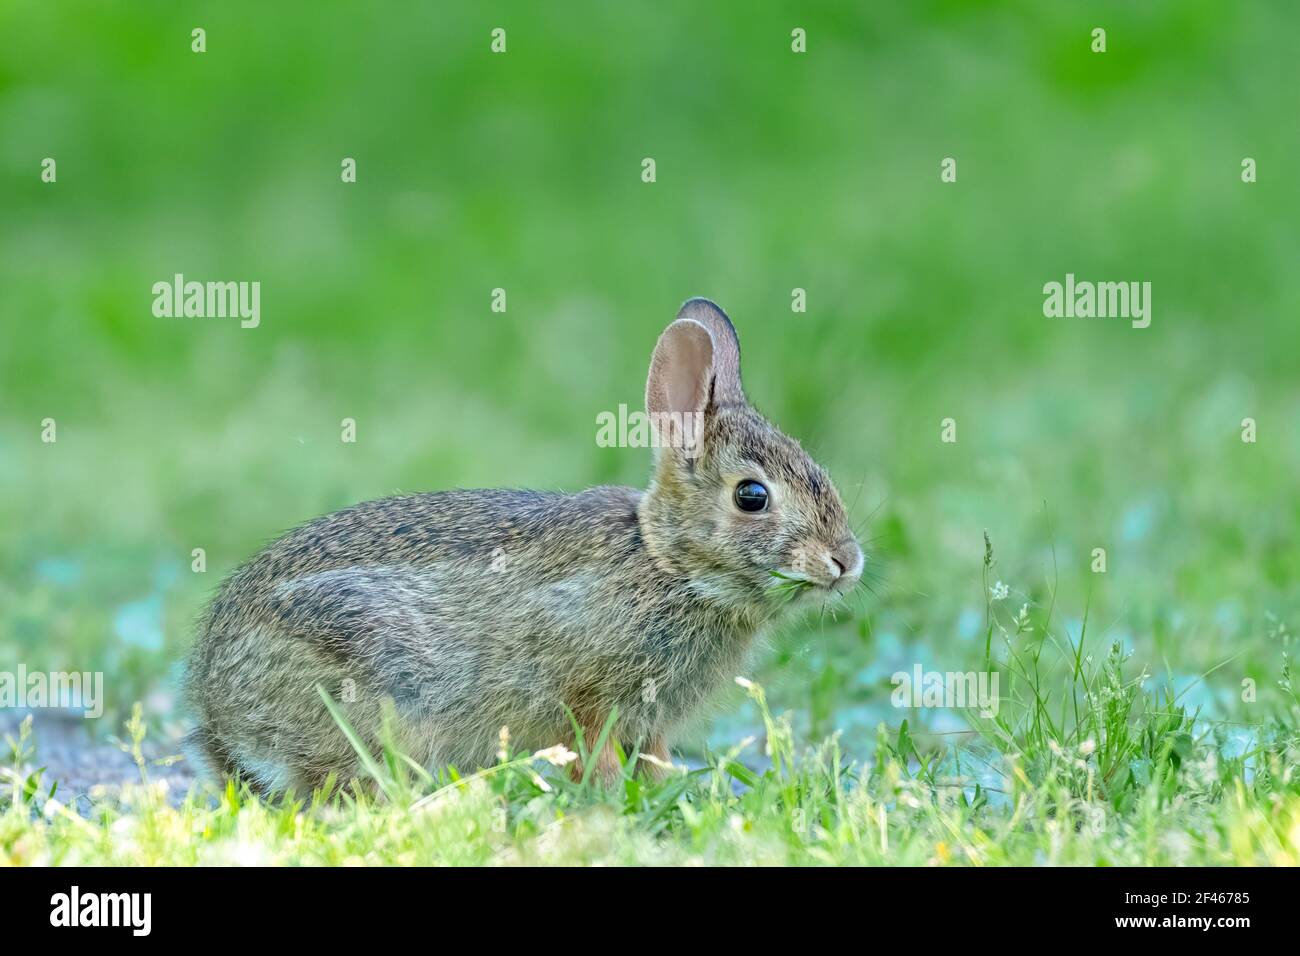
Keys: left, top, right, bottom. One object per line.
{"left": 1, "top": 709, "right": 198, "bottom": 814}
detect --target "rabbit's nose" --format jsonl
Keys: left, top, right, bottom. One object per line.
{"left": 829, "top": 542, "right": 864, "bottom": 585}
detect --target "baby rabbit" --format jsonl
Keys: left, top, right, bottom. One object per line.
{"left": 185, "top": 298, "right": 864, "bottom": 793}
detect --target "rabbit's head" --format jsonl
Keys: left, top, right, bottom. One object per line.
{"left": 639, "top": 298, "right": 863, "bottom": 611}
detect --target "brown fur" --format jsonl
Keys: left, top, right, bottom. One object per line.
{"left": 184, "top": 298, "right": 863, "bottom": 793}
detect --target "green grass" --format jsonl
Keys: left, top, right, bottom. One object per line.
{"left": 6, "top": 574, "right": 1299, "bottom": 865}
{"left": 2, "top": 0, "right": 1300, "bottom": 864}
{"left": 4, "top": 688, "right": 1297, "bottom": 866}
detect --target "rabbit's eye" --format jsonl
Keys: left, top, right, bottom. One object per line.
{"left": 734, "top": 480, "right": 769, "bottom": 513}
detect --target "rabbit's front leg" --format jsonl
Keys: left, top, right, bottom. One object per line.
{"left": 568, "top": 713, "right": 623, "bottom": 788}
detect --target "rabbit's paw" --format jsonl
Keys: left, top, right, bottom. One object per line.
{"left": 636, "top": 737, "right": 674, "bottom": 784}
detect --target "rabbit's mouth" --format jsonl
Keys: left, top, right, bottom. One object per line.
{"left": 770, "top": 541, "right": 865, "bottom": 598}
{"left": 767, "top": 570, "right": 819, "bottom": 601}
{"left": 766, "top": 568, "right": 853, "bottom": 603}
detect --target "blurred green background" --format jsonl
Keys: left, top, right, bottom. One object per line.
{"left": 2, "top": 1, "right": 1297, "bottom": 753}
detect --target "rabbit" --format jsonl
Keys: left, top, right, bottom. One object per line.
{"left": 184, "top": 298, "right": 864, "bottom": 794}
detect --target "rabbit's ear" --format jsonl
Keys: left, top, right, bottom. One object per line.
{"left": 646, "top": 319, "right": 712, "bottom": 425}
{"left": 645, "top": 298, "right": 744, "bottom": 423}
{"left": 675, "top": 298, "right": 744, "bottom": 407}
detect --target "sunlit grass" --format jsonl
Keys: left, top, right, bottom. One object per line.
{"left": 5, "top": 631, "right": 1297, "bottom": 865}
